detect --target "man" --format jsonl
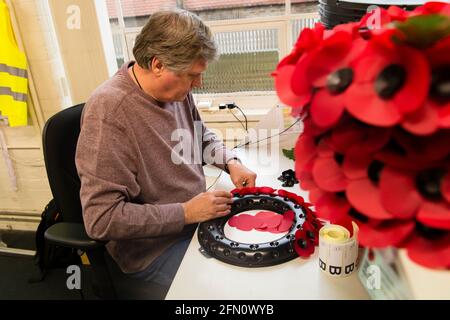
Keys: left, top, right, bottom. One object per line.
{"left": 75, "top": 9, "right": 257, "bottom": 299}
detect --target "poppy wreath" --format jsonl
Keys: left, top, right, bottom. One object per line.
{"left": 273, "top": 2, "right": 450, "bottom": 269}
{"left": 197, "top": 187, "right": 322, "bottom": 267}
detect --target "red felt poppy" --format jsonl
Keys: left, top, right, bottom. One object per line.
{"left": 277, "top": 189, "right": 305, "bottom": 205}
{"left": 298, "top": 33, "right": 365, "bottom": 128}
{"left": 277, "top": 23, "right": 325, "bottom": 69}
{"left": 315, "top": 192, "right": 351, "bottom": 224}
{"left": 330, "top": 118, "right": 392, "bottom": 155}
{"left": 406, "top": 233, "right": 450, "bottom": 269}
{"left": 274, "top": 64, "right": 311, "bottom": 109}
{"left": 443, "top": 173, "right": 450, "bottom": 203}
{"left": 277, "top": 210, "right": 295, "bottom": 233}
{"left": 411, "top": 1, "right": 450, "bottom": 16}
{"left": 342, "top": 147, "right": 374, "bottom": 180}
{"left": 346, "top": 34, "right": 430, "bottom": 126}
{"left": 294, "top": 229, "right": 316, "bottom": 258}
{"left": 302, "top": 220, "right": 319, "bottom": 246}
{"left": 294, "top": 133, "right": 316, "bottom": 169}
{"left": 379, "top": 167, "right": 422, "bottom": 220}
{"left": 403, "top": 35, "right": 450, "bottom": 134}
{"left": 357, "top": 220, "right": 415, "bottom": 248}
{"left": 401, "top": 101, "right": 440, "bottom": 135}
{"left": 378, "top": 164, "right": 450, "bottom": 229}
{"left": 417, "top": 201, "right": 450, "bottom": 231}
{"left": 375, "top": 130, "right": 450, "bottom": 170}
{"left": 346, "top": 179, "right": 393, "bottom": 220}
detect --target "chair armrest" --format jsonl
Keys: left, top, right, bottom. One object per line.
{"left": 44, "top": 222, "right": 106, "bottom": 251}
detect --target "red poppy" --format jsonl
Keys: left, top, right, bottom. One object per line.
{"left": 302, "top": 220, "right": 320, "bottom": 246}
{"left": 379, "top": 166, "right": 450, "bottom": 230}
{"left": 357, "top": 220, "right": 416, "bottom": 248}
{"left": 375, "top": 130, "right": 450, "bottom": 171}
{"left": 291, "top": 32, "right": 365, "bottom": 128}
{"left": 277, "top": 23, "right": 325, "bottom": 69}
{"left": 314, "top": 192, "right": 352, "bottom": 227}
{"left": 411, "top": 2, "right": 450, "bottom": 16}
{"left": 277, "top": 189, "right": 305, "bottom": 205}
{"left": 345, "top": 32, "right": 430, "bottom": 127}
{"left": 308, "top": 139, "right": 348, "bottom": 193}
{"left": 294, "top": 229, "right": 315, "bottom": 258}
{"left": 230, "top": 186, "right": 277, "bottom": 196}
{"left": 274, "top": 23, "right": 325, "bottom": 110}
{"left": 329, "top": 117, "right": 392, "bottom": 155}
{"left": 403, "top": 36, "right": 450, "bottom": 134}
{"left": 406, "top": 233, "right": 450, "bottom": 269}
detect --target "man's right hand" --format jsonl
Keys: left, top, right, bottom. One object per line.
{"left": 182, "top": 190, "right": 233, "bottom": 224}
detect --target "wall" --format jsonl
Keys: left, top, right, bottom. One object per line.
{"left": 1, "top": 0, "right": 68, "bottom": 228}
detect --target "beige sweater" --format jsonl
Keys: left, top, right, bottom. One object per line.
{"left": 75, "top": 62, "right": 236, "bottom": 273}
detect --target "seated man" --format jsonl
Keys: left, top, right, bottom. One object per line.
{"left": 75, "top": 9, "right": 256, "bottom": 299}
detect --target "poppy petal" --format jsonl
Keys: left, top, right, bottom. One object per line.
{"left": 358, "top": 220, "right": 415, "bottom": 248}
{"left": 346, "top": 179, "right": 393, "bottom": 220}
{"left": 308, "top": 187, "right": 324, "bottom": 204}
{"left": 275, "top": 65, "right": 310, "bottom": 107}
{"left": 294, "top": 230, "right": 316, "bottom": 257}
{"left": 379, "top": 167, "right": 422, "bottom": 220}
{"left": 291, "top": 54, "right": 314, "bottom": 99}
{"left": 406, "top": 234, "right": 450, "bottom": 269}
{"left": 402, "top": 102, "right": 439, "bottom": 136}
{"left": 315, "top": 192, "right": 351, "bottom": 222}
{"left": 342, "top": 147, "right": 373, "bottom": 180}
{"left": 416, "top": 201, "right": 450, "bottom": 230}
{"left": 391, "top": 47, "right": 430, "bottom": 114}
{"left": 346, "top": 83, "right": 402, "bottom": 126}
{"left": 312, "top": 157, "right": 348, "bottom": 192}
{"left": 443, "top": 173, "right": 450, "bottom": 204}
{"left": 295, "top": 134, "right": 316, "bottom": 169}
{"left": 310, "top": 89, "right": 346, "bottom": 128}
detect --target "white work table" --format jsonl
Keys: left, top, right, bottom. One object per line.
{"left": 166, "top": 132, "right": 370, "bottom": 300}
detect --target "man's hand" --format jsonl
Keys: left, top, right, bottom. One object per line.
{"left": 226, "top": 159, "right": 257, "bottom": 188}
{"left": 182, "top": 190, "right": 233, "bottom": 224}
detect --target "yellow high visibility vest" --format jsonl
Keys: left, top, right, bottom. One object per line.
{"left": 0, "top": 0, "right": 28, "bottom": 126}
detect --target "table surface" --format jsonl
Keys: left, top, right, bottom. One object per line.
{"left": 166, "top": 133, "right": 370, "bottom": 300}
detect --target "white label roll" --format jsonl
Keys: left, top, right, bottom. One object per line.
{"left": 318, "top": 222, "right": 359, "bottom": 277}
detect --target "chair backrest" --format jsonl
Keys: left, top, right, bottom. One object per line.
{"left": 42, "top": 103, "right": 85, "bottom": 223}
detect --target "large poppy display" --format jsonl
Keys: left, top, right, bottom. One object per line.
{"left": 273, "top": 2, "right": 450, "bottom": 269}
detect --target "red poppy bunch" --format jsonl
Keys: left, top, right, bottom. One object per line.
{"left": 230, "top": 187, "right": 323, "bottom": 258}
{"left": 273, "top": 3, "right": 450, "bottom": 269}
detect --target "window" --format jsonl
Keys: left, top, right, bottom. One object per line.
{"left": 103, "top": 0, "right": 318, "bottom": 96}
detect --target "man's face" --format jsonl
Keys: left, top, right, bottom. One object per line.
{"left": 157, "top": 59, "right": 207, "bottom": 102}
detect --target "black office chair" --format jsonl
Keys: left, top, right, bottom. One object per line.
{"left": 42, "top": 104, "right": 175, "bottom": 299}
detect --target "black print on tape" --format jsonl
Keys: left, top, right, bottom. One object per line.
{"left": 345, "top": 263, "right": 355, "bottom": 274}
{"left": 329, "top": 265, "right": 342, "bottom": 275}
{"left": 319, "top": 258, "right": 326, "bottom": 271}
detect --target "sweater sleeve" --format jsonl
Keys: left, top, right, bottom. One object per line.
{"left": 188, "top": 95, "right": 239, "bottom": 172}
{"left": 75, "top": 104, "right": 185, "bottom": 241}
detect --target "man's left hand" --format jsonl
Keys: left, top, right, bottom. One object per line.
{"left": 226, "top": 159, "right": 257, "bottom": 188}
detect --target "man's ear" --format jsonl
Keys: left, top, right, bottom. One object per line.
{"left": 150, "top": 57, "right": 164, "bottom": 76}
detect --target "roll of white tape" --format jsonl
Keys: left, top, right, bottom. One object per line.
{"left": 318, "top": 222, "right": 359, "bottom": 277}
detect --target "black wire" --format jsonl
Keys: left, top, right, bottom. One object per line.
{"left": 232, "top": 116, "right": 302, "bottom": 150}
{"left": 230, "top": 109, "right": 247, "bottom": 132}
{"left": 234, "top": 105, "right": 248, "bottom": 132}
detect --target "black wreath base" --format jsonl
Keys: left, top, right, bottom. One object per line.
{"left": 198, "top": 193, "right": 310, "bottom": 268}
